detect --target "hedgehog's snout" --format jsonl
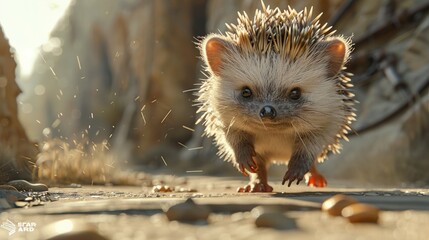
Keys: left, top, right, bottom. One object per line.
{"left": 259, "top": 105, "right": 277, "bottom": 119}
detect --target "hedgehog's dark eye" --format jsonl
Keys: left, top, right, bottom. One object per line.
{"left": 289, "top": 87, "right": 301, "bottom": 100}
{"left": 241, "top": 87, "right": 252, "bottom": 98}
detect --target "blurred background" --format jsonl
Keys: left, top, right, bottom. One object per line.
{"left": 0, "top": 0, "right": 428, "bottom": 187}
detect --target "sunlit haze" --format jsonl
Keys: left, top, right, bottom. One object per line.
{"left": 0, "top": 0, "right": 71, "bottom": 76}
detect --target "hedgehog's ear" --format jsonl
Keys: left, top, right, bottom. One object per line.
{"left": 203, "top": 36, "right": 234, "bottom": 76}
{"left": 318, "top": 38, "right": 349, "bottom": 77}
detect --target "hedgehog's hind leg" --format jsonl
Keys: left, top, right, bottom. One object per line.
{"left": 305, "top": 164, "right": 327, "bottom": 187}
{"left": 237, "top": 156, "right": 273, "bottom": 192}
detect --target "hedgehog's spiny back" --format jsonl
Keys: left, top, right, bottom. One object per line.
{"left": 225, "top": 5, "right": 333, "bottom": 60}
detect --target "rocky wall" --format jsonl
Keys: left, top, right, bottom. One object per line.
{"left": 0, "top": 26, "right": 38, "bottom": 183}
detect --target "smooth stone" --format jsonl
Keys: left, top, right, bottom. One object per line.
{"left": 322, "top": 194, "right": 358, "bottom": 216}
{"left": 342, "top": 203, "right": 380, "bottom": 223}
{"left": 7, "top": 180, "right": 48, "bottom": 192}
{"left": 165, "top": 198, "right": 211, "bottom": 222}
{"left": 254, "top": 212, "right": 297, "bottom": 230}
{"left": 42, "top": 219, "right": 109, "bottom": 240}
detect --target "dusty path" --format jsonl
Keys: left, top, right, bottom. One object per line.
{"left": 1, "top": 176, "right": 429, "bottom": 239}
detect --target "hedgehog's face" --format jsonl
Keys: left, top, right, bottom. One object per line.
{"left": 202, "top": 35, "right": 349, "bottom": 133}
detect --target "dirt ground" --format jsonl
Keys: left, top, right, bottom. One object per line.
{"left": 1, "top": 176, "right": 429, "bottom": 240}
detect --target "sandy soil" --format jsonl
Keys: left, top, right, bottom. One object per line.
{"left": 1, "top": 176, "right": 429, "bottom": 240}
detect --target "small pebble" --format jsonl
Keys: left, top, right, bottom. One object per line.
{"left": 254, "top": 212, "right": 296, "bottom": 230}
{"left": 152, "top": 185, "right": 173, "bottom": 193}
{"left": 14, "top": 201, "right": 29, "bottom": 208}
{"left": 41, "top": 219, "right": 109, "bottom": 240}
{"left": 322, "top": 194, "right": 358, "bottom": 216}
{"left": 165, "top": 198, "right": 211, "bottom": 222}
{"left": 342, "top": 203, "right": 380, "bottom": 223}
{"left": 7, "top": 180, "right": 48, "bottom": 192}
{"left": 251, "top": 206, "right": 297, "bottom": 230}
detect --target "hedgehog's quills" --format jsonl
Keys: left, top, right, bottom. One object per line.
{"left": 196, "top": 2, "right": 355, "bottom": 192}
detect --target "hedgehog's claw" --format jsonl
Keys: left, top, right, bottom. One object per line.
{"left": 282, "top": 170, "right": 304, "bottom": 187}
{"left": 236, "top": 157, "right": 258, "bottom": 176}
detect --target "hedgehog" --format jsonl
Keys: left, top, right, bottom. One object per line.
{"left": 196, "top": 1, "right": 355, "bottom": 192}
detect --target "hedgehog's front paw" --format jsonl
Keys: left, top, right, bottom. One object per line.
{"left": 282, "top": 154, "right": 312, "bottom": 187}
{"left": 233, "top": 146, "right": 257, "bottom": 176}
{"left": 237, "top": 182, "right": 273, "bottom": 192}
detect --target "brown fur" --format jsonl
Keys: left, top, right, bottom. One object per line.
{"left": 196, "top": 2, "right": 355, "bottom": 190}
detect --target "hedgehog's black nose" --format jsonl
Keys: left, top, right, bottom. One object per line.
{"left": 260, "top": 105, "right": 277, "bottom": 119}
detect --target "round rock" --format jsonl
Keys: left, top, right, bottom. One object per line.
{"left": 251, "top": 206, "right": 297, "bottom": 230}
{"left": 342, "top": 203, "right": 380, "bottom": 223}
{"left": 254, "top": 212, "right": 297, "bottom": 230}
{"left": 165, "top": 198, "right": 211, "bottom": 222}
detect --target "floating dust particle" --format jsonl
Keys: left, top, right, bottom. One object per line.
{"left": 186, "top": 170, "right": 203, "bottom": 173}
{"left": 187, "top": 146, "right": 203, "bottom": 151}
{"left": 51, "top": 119, "right": 61, "bottom": 128}
{"left": 140, "top": 112, "right": 147, "bottom": 125}
{"left": 36, "top": 120, "right": 41, "bottom": 124}
{"left": 151, "top": 99, "right": 157, "bottom": 103}
{"left": 140, "top": 105, "right": 147, "bottom": 125}
{"left": 90, "top": 113, "right": 94, "bottom": 118}
{"left": 178, "top": 142, "right": 188, "bottom": 149}
{"left": 39, "top": 52, "right": 47, "bottom": 63}
{"left": 76, "top": 55, "right": 82, "bottom": 70}
{"left": 182, "top": 125, "right": 195, "bottom": 132}
{"left": 161, "top": 109, "right": 172, "bottom": 123}
{"left": 59, "top": 89, "right": 63, "bottom": 95}
{"left": 81, "top": 76, "right": 85, "bottom": 79}
{"left": 49, "top": 67, "right": 57, "bottom": 78}
{"left": 135, "top": 96, "right": 140, "bottom": 101}
{"left": 161, "top": 156, "right": 168, "bottom": 166}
